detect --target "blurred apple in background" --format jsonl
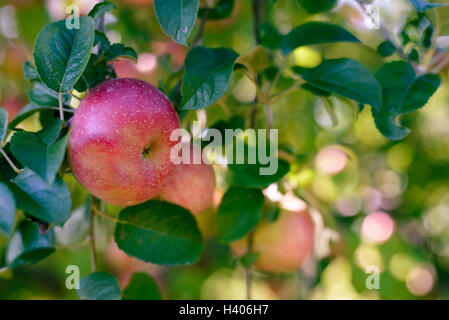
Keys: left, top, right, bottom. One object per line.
{"left": 104, "top": 242, "right": 162, "bottom": 287}
{"left": 45, "top": 0, "right": 99, "bottom": 20}
{"left": 158, "top": 143, "right": 216, "bottom": 216}
{"left": 152, "top": 41, "right": 187, "bottom": 69}
{"left": 232, "top": 197, "right": 315, "bottom": 273}
{"left": 0, "top": 96, "right": 24, "bottom": 121}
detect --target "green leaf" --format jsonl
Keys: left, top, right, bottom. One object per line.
{"left": 29, "top": 82, "right": 63, "bottom": 107}
{"left": 373, "top": 61, "right": 440, "bottom": 140}
{"left": 33, "top": 16, "right": 95, "bottom": 93}
{"left": 94, "top": 31, "right": 111, "bottom": 51}
{"left": 229, "top": 158, "right": 290, "bottom": 188}
{"left": 10, "top": 123, "right": 69, "bottom": 184}
{"left": 77, "top": 272, "right": 121, "bottom": 300}
{"left": 23, "top": 61, "right": 40, "bottom": 81}
{"left": 239, "top": 251, "right": 260, "bottom": 267}
{"left": 122, "top": 272, "right": 162, "bottom": 300}
{"left": 281, "top": 22, "right": 360, "bottom": 56}
{"left": 377, "top": 41, "right": 396, "bottom": 57}
{"left": 0, "top": 107, "right": 8, "bottom": 141}
{"left": 217, "top": 187, "right": 264, "bottom": 243}
{"left": 298, "top": 0, "right": 337, "bottom": 14}
{"left": 199, "top": 0, "right": 234, "bottom": 20}
{"left": 11, "top": 168, "right": 71, "bottom": 226}
{"left": 299, "top": 58, "right": 382, "bottom": 110}
{"left": 154, "top": 0, "right": 200, "bottom": 46}
{"left": 88, "top": 1, "right": 117, "bottom": 21}
{"left": 6, "top": 220, "right": 55, "bottom": 268}
{"left": 104, "top": 43, "right": 138, "bottom": 61}
{"left": 259, "top": 23, "right": 283, "bottom": 50}
{"left": 407, "top": 0, "right": 448, "bottom": 12}
{"left": 181, "top": 46, "right": 238, "bottom": 110}
{"left": 74, "top": 54, "right": 113, "bottom": 92}
{"left": 54, "top": 199, "right": 90, "bottom": 247}
{"left": 236, "top": 45, "right": 271, "bottom": 75}
{"left": 0, "top": 183, "right": 16, "bottom": 235}
{"left": 8, "top": 103, "right": 51, "bottom": 129}
{"left": 114, "top": 200, "right": 203, "bottom": 266}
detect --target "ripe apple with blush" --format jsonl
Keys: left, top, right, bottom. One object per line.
{"left": 158, "top": 143, "right": 216, "bottom": 216}
{"left": 231, "top": 205, "right": 315, "bottom": 273}
{"left": 68, "top": 78, "right": 180, "bottom": 207}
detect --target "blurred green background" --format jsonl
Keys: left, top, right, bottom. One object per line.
{"left": 1, "top": 0, "right": 449, "bottom": 300}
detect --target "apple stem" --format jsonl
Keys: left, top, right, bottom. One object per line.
{"left": 89, "top": 196, "right": 98, "bottom": 273}
{"left": 58, "top": 92, "right": 65, "bottom": 126}
{"left": 0, "top": 146, "right": 22, "bottom": 174}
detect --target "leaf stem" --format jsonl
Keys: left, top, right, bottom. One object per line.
{"left": 0, "top": 146, "right": 22, "bottom": 174}
{"left": 58, "top": 92, "right": 65, "bottom": 125}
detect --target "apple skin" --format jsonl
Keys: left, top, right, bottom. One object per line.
{"left": 231, "top": 209, "right": 315, "bottom": 273}
{"left": 68, "top": 78, "right": 180, "bottom": 207}
{"left": 158, "top": 144, "right": 215, "bottom": 216}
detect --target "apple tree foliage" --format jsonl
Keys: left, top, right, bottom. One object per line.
{"left": 0, "top": 0, "right": 445, "bottom": 299}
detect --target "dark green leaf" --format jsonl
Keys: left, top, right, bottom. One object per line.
{"left": 6, "top": 220, "right": 55, "bottom": 268}
{"left": 8, "top": 103, "right": 51, "bottom": 129}
{"left": 10, "top": 123, "right": 68, "bottom": 184}
{"left": 75, "top": 54, "right": 113, "bottom": 92}
{"left": 377, "top": 41, "right": 396, "bottom": 57}
{"left": 104, "top": 43, "right": 138, "bottom": 61}
{"left": 239, "top": 251, "right": 260, "bottom": 267}
{"left": 11, "top": 169, "right": 71, "bottom": 226}
{"left": 114, "top": 200, "right": 203, "bottom": 266}
{"left": 229, "top": 158, "right": 290, "bottom": 188}
{"left": 281, "top": 22, "right": 360, "bottom": 56}
{"left": 299, "top": 58, "right": 382, "bottom": 110}
{"left": 29, "top": 82, "right": 60, "bottom": 107}
{"left": 77, "top": 272, "right": 121, "bottom": 300}
{"left": 88, "top": 1, "right": 117, "bottom": 21}
{"left": 33, "top": 16, "right": 95, "bottom": 93}
{"left": 154, "top": 0, "right": 200, "bottom": 46}
{"left": 373, "top": 61, "right": 440, "bottom": 140}
{"left": 122, "top": 272, "right": 162, "bottom": 300}
{"left": 298, "top": 0, "right": 337, "bottom": 14}
{"left": 409, "top": 48, "right": 419, "bottom": 62}
{"left": 23, "top": 61, "right": 40, "bottom": 81}
{"left": 181, "top": 46, "right": 238, "bottom": 110}
{"left": 94, "top": 31, "right": 111, "bottom": 51}
{"left": 199, "top": 0, "right": 234, "bottom": 20}
{"left": 217, "top": 187, "right": 264, "bottom": 243}
{"left": 0, "top": 183, "right": 15, "bottom": 235}
{"left": 259, "top": 23, "right": 283, "bottom": 49}
{"left": 408, "top": 0, "right": 448, "bottom": 12}
{"left": 0, "top": 107, "right": 7, "bottom": 141}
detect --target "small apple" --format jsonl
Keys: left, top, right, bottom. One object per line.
{"left": 158, "top": 143, "right": 215, "bottom": 216}
{"left": 231, "top": 208, "right": 315, "bottom": 273}
{"left": 68, "top": 78, "right": 180, "bottom": 207}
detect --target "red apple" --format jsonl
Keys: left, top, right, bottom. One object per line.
{"left": 158, "top": 143, "right": 215, "bottom": 216}
{"left": 231, "top": 208, "right": 315, "bottom": 273}
{"left": 68, "top": 78, "right": 180, "bottom": 206}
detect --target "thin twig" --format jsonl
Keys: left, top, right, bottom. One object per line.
{"left": 0, "top": 147, "right": 22, "bottom": 174}
{"left": 89, "top": 197, "right": 98, "bottom": 273}
{"left": 246, "top": 233, "right": 253, "bottom": 300}
{"left": 270, "top": 80, "right": 305, "bottom": 103}
{"left": 192, "top": 6, "right": 210, "bottom": 47}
